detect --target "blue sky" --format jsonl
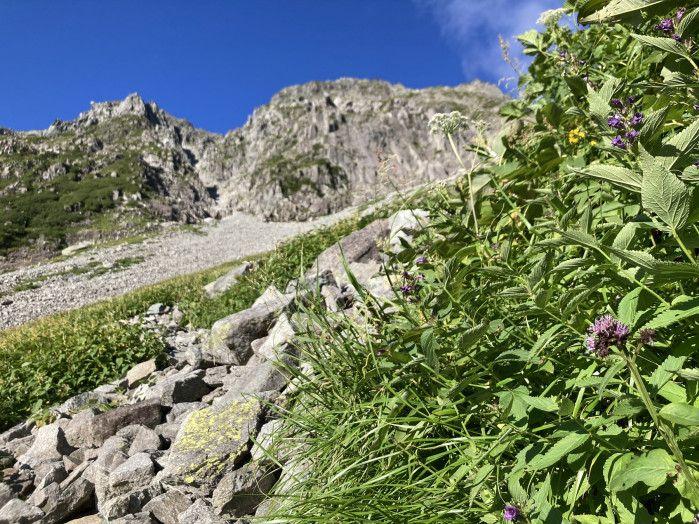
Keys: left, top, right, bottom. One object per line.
{"left": 1, "top": 0, "right": 561, "bottom": 134}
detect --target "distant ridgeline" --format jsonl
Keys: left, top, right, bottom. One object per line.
{"left": 0, "top": 79, "right": 506, "bottom": 262}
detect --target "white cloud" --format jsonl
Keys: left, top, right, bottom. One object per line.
{"left": 414, "top": 0, "right": 563, "bottom": 90}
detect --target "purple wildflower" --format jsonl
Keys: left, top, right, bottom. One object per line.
{"left": 416, "top": 256, "right": 427, "bottom": 265}
{"left": 655, "top": 18, "right": 674, "bottom": 34}
{"left": 560, "top": 50, "right": 567, "bottom": 58}
{"left": 401, "top": 270, "right": 410, "bottom": 278}
{"left": 586, "top": 314, "right": 630, "bottom": 358}
{"left": 400, "top": 285, "right": 413, "bottom": 293}
{"left": 631, "top": 112, "right": 643, "bottom": 126}
{"left": 377, "top": 349, "right": 384, "bottom": 356}
{"left": 677, "top": 7, "right": 687, "bottom": 21}
{"left": 581, "top": 74, "right": 589, "bottom": 82}
{"left": 579, "top": 59, "right": 586, "bottom": 64}
{"left": 625, "top": 130, "right": 639, "bottom": 143}
{"left": 627, "top": 96, "right": 635, "bottom": 106}
{"left": 612, "top": 98, "right": 623, "bottom": 109}
{"left": 694, "top": 104, "right": 699, "bottom": 111}
{"left": 608, "top": 114, "right": 625, "bottom": 129}
{"left": 415, "top": 273, "right": 425, "bottom": 280}
{"left": 611, "top": 135, "right": 627, "bottom": 149}
{"left": 673, "top": 34, "right": 682, "bottom": 41}
{"left": 639, "top": 329, "right": 656, "bottom": 346}
{"left": 694, "top": 159, "right": 699, "bottom": 167}
{"left": 504, "top": 506, "right": 518, "bottom": 521}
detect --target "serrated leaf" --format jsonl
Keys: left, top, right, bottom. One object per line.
{"left": 642, "top": 295, "right": 699, "bottom": 330}
{"left": 659, "top": 402, "right": 699, "bottom": 426}
{"left": 609, "top": 448, "right": 675, "bottom": 491}
{"left": 588, "top": 78, "right": 622, "bottom": 128}
{"left": 640, "top": 149, "right": 692, "bottom": 231}
{"left": 606, "top": 246, "right": 699, "bottom": 279}
{"left": 552, "top": 257, "right": 592, "bottom": 274}
{"left": 457, "top": 322, "right": 488, "bottom": 352}
{"left": 649, "top": 355, "right": 686, "bottom": 390}
{"left": 631, "top": 34, "right": 693, "bottom": 59}
{"left": 570, "top": 165, "right": 642, "bottom": 192}
{"left": 529, "top": 432, "right": 590, "bottom": 470}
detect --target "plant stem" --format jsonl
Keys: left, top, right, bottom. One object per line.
{"left": 673, "top": 228, "right": 696, "bottom": 264}
{"left": 622, "top": 347, "right": 699, "bottom": 506}
{"left": 447, "top": 133, "right": 479, "bottom": 236}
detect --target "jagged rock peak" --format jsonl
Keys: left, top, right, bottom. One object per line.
{"left": 47, "top": 93, "right": 165, "bottom": 134}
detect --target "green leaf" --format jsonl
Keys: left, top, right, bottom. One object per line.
{"left": 570, "top": 165, "right": 642, "bottom": 192}
{"left": 662, "top": 118, "right": 699, "bottom": 170}
{"left": 420, "top": 328, "right": 439, "bottom": 375}
{"left": 640, "top": 149, "right": 692, "bottom": 231}
{"left": 599, "top": 361, "right": 626, "bottom": 401}
{"left": 457, "top": 322, "right": 488, "bottom": 352}
{"left": 631, "top": 34, "right": 694, "bottom": 60}
{"left": 618, "top": 288, "right": 642, "bottom": 327}
{"left": 609, "top": 448, "right": 675, "bottom": 491}
{"left": 529, "top": 432, "right": 590, "bottom": 470}
{"left": 579, "top": 0, "right": 675, "bottom": 23}
{"left": 612, "top": 397, "right": 646, "bottom": 417}
{"left": 642, "top": 295, "right": 699, "bottom": 330}
{"left": 649, "top": 355, "right": 686, "bottom": 391}
{"left": 522, "top": 395, "right": 559, "bottom": 412}
{"left": 677, "top": 7, "right": 699, "bottom": 37}
{"left": 659, "top": 402, "right": 699, "bottom": 426}
{"left": 638, "top": 106, "right": 669, "bottom": 148}
{"left": 677, "top": 368, "right": 699, "bottom": 381}
{"left": 588, "top": 78, "right": 622, "bottom": 128}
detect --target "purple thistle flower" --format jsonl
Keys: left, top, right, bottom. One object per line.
{"left": 677, "top": 7, "right": 687, "bottom": 21}
{"left": 612, "top": 98, "right": 623, "bottom": 109}
{"left": 655, "top": 18, "right": 674, "bottom": 34}
{"left": 639, "top": 329, "right": 656, "bottom": 346}
{"left": 673, "top": 34, "right": 682, "bottom": 42}
{"left": 586, "top": 314, "right": 629, "bottom": 358}
{"left": 611, "top": 135, "right": 627, "bottom": 149}
{"left": 625, "top": 130, "right": 639, "bottom": 143}
{"left": 416, "top": 256, "right": 428, "bottom": 265}
{"left": 504, "top": 505, "right": 518, "bottom": 521}
{"left": 608, "top": 114, "right": 625, "bottom": 129}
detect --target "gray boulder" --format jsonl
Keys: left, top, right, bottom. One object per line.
{"left": 164, "top": 396, "right": 264, "bottom": 487}
{"left": 204, "top": 305, "right": 277, "bottom": 365}
{"left": 17, "top": 423, "right": 74, "bottom": 468}
{"left": 177, "top": 499, "right": 226, "bottom": 524}
{"left": 108, "top": 453, "right": 155, "bottom": 497}
{"left": 220, "top": 362, "right": 288, "bottom": 402}
{"left": 203, "top": 263, "right": 252, "bottom": 299}
{"left": 71, "top": 400, "right": 162, "bottom": 448}
{"left": 128, "top": 426, "right": 162, "bottom": 455}
{"left": 142, "top": 489, "right": 192, "bottom": 524}
{"left": 0, "top": 499, "right": 43, "bottom": 524}
{"left": 212, "top": 463, "right": 276, "bottom": 518}
{"left": 143, "top": 370, "right": 209, "bottom": 407}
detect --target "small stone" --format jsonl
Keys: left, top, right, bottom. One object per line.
{"left": 166, "top": 402, "right": 206, "bottom": 424}
{"left": 212, "top": 463, "right": 276, "bottom": 517}
{"left": 143, "top": 370, "right": 209, "bottom": 407}
{"left": 126, "top": 360, "right": 158, "bottom": 388}
{"left": 203, "top": 366, "right": 229, "bottom": 388}
{"left": 109, "top": 453, "right": 155, "bottom": 496}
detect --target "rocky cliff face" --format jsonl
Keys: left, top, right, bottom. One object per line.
{"left": 0, "top": 79, "right": 507, "bottom": 259}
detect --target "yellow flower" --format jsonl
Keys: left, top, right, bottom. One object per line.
{"left": 568, "top": 128, "right": 585, "bottom": 145}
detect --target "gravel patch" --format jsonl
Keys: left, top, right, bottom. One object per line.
{"left": 0, "top": 211, "right": 351, "bottom": 330}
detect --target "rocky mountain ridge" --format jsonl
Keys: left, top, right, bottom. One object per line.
{"left": 0, "top": 78, "right": 507, "bottom": 265}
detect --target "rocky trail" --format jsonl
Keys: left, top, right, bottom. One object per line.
{"left": 0, "top": 211, "right": 352, "bottom": 331}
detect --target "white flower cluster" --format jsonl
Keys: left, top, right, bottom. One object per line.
{"left": 428, "top": 111, "right": 470, "bottom": 137}
{"left": 536, "top": 8, "right": 566, "bottom": 26}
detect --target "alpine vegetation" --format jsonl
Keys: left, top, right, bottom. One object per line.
{"left": 256, "top": 1, "right": 699, "bottom": 522}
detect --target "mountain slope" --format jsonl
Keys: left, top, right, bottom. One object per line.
{"left": 0, "top": 79, "right": 507, "bottom": 266}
